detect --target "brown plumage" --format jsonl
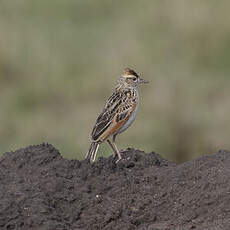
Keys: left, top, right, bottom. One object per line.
{"left": 85, "top": 68, "right": 148, "bottom": 163}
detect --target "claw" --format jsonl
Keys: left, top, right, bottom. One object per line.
{"left": 115, "top": 155, "right": 122, "bottom": 164}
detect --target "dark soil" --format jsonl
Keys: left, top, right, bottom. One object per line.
{"left": 1, "top": 144, "right": 230, "bottom": 230}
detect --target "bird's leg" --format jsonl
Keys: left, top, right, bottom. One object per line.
{"left": 107, "top": 139, "right": 117, "bottom": 158}
{"left": 112, "top": 135, "right": 122, "bottom": 163}
{"left": 107, "top": 138, "right": 122, "bottom": 163}
{"left": 112, "top": 142, "right": 122, "bottom": 163}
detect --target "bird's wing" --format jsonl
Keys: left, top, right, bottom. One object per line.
{"left": 91, "top": 90, "right": 136, "bottom": 141}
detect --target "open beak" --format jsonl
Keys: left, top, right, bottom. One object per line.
{"left": 139, "top": 77, "right": 149, "bottom": 84}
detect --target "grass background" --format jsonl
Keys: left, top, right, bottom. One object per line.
{"left": 1, "top": 0, "right": 230, "bottom": 162}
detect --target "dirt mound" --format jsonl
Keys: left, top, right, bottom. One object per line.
{"left": 0, "top": 144, "right": 230, "bottom": 230}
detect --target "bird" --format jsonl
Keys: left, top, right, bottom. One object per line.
{"left": 85, "top": 68, "right": 148, "bottom": 163}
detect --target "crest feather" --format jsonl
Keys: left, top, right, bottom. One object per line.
{"left": 123, "top": 68, "right": 139, "bottom": 77}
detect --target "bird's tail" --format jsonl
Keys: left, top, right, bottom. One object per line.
{"left": 85, "top": 142, "right": 99, "bottom": 162}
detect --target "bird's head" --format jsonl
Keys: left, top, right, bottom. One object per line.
{"left": 118, "top": 68, "right": 148, "bottom": 88}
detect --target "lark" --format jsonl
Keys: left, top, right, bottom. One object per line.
{"left": 85, "top": 68, "right": 148, "bottom": 163}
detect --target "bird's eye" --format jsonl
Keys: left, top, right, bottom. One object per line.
{"left": 132, "top": 77, "right": 137, "bottom": 81}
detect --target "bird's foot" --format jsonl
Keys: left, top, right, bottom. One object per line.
{"left": 112, "top": 152, "right": 123, "bottom": 164}
{"left": 115, "top": 156, "right": 122, "bottom": 164}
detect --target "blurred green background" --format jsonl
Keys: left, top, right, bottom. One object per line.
{"left": 1, "top": 0, "right": 230, "bottom": 162}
